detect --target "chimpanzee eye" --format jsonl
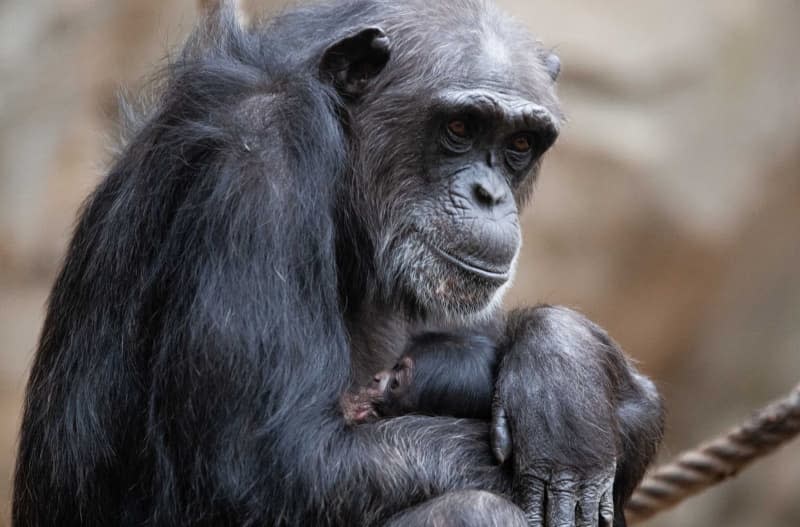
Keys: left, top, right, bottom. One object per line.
{"left": 442, "top": 118, "right": 475, "bottom": 154}
{"left": 447, "top": 119, "right": 468, "bottom": 138}
{"left": 509, "top": 134, "right": 532, "bottom": 153}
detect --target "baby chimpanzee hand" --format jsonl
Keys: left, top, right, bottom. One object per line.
{"left": 341, "top": 387, "right": 381, "bottom": 424}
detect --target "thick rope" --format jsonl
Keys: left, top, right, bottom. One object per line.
{"left": 626, "top": 382, "right": 800, "bottom": 523}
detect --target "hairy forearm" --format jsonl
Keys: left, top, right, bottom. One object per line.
{"left": 330, "top": 416, "right": 510, "bottom": 524}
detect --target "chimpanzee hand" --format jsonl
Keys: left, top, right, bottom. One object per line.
{"left": 492, "top": 306, "right": 620, "bottom": 527}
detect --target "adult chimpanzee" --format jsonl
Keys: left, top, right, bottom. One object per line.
{"left": 342, "top": 331, "right": 498, "bottom": 423}
{"left": 14, "top": 1, "right": 664, "bottom": 526}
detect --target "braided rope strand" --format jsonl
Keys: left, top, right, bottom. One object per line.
{"left": 626, "top": 383, "right": 800, "bottom": 523}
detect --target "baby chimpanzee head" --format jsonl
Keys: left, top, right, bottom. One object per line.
{"left": 340, "top": 356, "right": 415, "bottom": 425}
{"left": 372, "top": 356, "right": 417, "bottom": 417}
{"left": 341, "top": 332, "right": 496, "bottom": 424}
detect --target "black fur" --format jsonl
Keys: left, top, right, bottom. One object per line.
{"left": 376, "top": 332, "right": 497, "bottom": 420}
{"left": 13, "top": 2, "right": 663, "bottom": 526}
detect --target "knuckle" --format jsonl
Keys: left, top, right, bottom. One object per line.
{"left": 524, "top": 511, "right": 544, "bottom": 526}
{"left": 524, "top": 506, "right": 544, "bottom": 518}
{"left": 579, "top": 488, "right": 599, "bottom": 502}
{"left": 580, "top": 511, "right": 597, "bottom": 523}
{"left": 548, "top": 479, "right": 578, "bottom": 498}
{"left": 516, "top": 473, "right": 547, "bottom": 492}
{"left": 518, "top": 461, "right": 552, "bottom": 480}
{"left": 550, "top": 472, "right": 579, "bottom": 491}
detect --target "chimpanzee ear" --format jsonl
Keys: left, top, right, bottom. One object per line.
{"left": 320, "top": 27, "right": 390, "bottom": 98}
{"left": 398, "top": 356, "right": 413, "bottom": 370}
{"left": 544, "top": 51, "right": 561, "bottom": 81}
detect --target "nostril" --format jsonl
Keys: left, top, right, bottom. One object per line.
{"left": 472, "top": 183, "right": 501, "bottom": 208}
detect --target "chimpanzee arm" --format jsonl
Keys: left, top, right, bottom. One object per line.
{"left": 308, "top": 416, "right": 513, "bottom": 523}
{"left": 396, "top": 308, "right": 662, "bottom": 525}
{"left": 492, "top": 306, "right": 664, "bottom": 526}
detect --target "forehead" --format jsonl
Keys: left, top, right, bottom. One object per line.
{"left": 470, "top": 18, "right": 544, "bottom": 88}
{"left": 459, "top": 31, "right": 554, "bottom": 112}
{"left": 382, "top": 2, "right": 558, "bottom": 111}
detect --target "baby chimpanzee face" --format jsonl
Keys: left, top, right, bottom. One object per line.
{"left": 341, "top": 356, "right": 415, "bottom": 425}
{"left": 374, "top": 356, "right": 413, "bottom": 399}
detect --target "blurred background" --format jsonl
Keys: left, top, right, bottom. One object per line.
{"left": 1, "top": 0, "right": 798, "bottom": 525}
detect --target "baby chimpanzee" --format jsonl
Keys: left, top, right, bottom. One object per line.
{"left": 342, "top": 332, "right": 497, "bottom": 424}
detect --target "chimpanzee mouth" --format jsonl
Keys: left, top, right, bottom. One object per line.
{"left": 427, "top": 243, "right": 510, "bottom": 283}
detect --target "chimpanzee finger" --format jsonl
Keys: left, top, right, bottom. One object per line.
{"left": 490, "top": 400, "right": 512, "bottom": 464}
{"left": 517, "top": 476, "right": 546, "bottom": 527}
{"left": 599, "top": 490, "right": 614, "bottom": 527}
{"left": 576, "top": 491, "right": 599, "bottom": 527}
{"left": 546, "top": 487, "right": 577, "bottom": 527}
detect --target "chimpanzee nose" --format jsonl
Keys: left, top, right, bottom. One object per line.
{"left": 459, "top": 168, "right": 513, "bottom": 215}
{"left": 472, "top": 180, "right": 507, "bottom": 209}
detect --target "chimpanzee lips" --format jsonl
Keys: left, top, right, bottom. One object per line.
{"left": 428, "top": 244, "right": 510, "bottom": 283}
